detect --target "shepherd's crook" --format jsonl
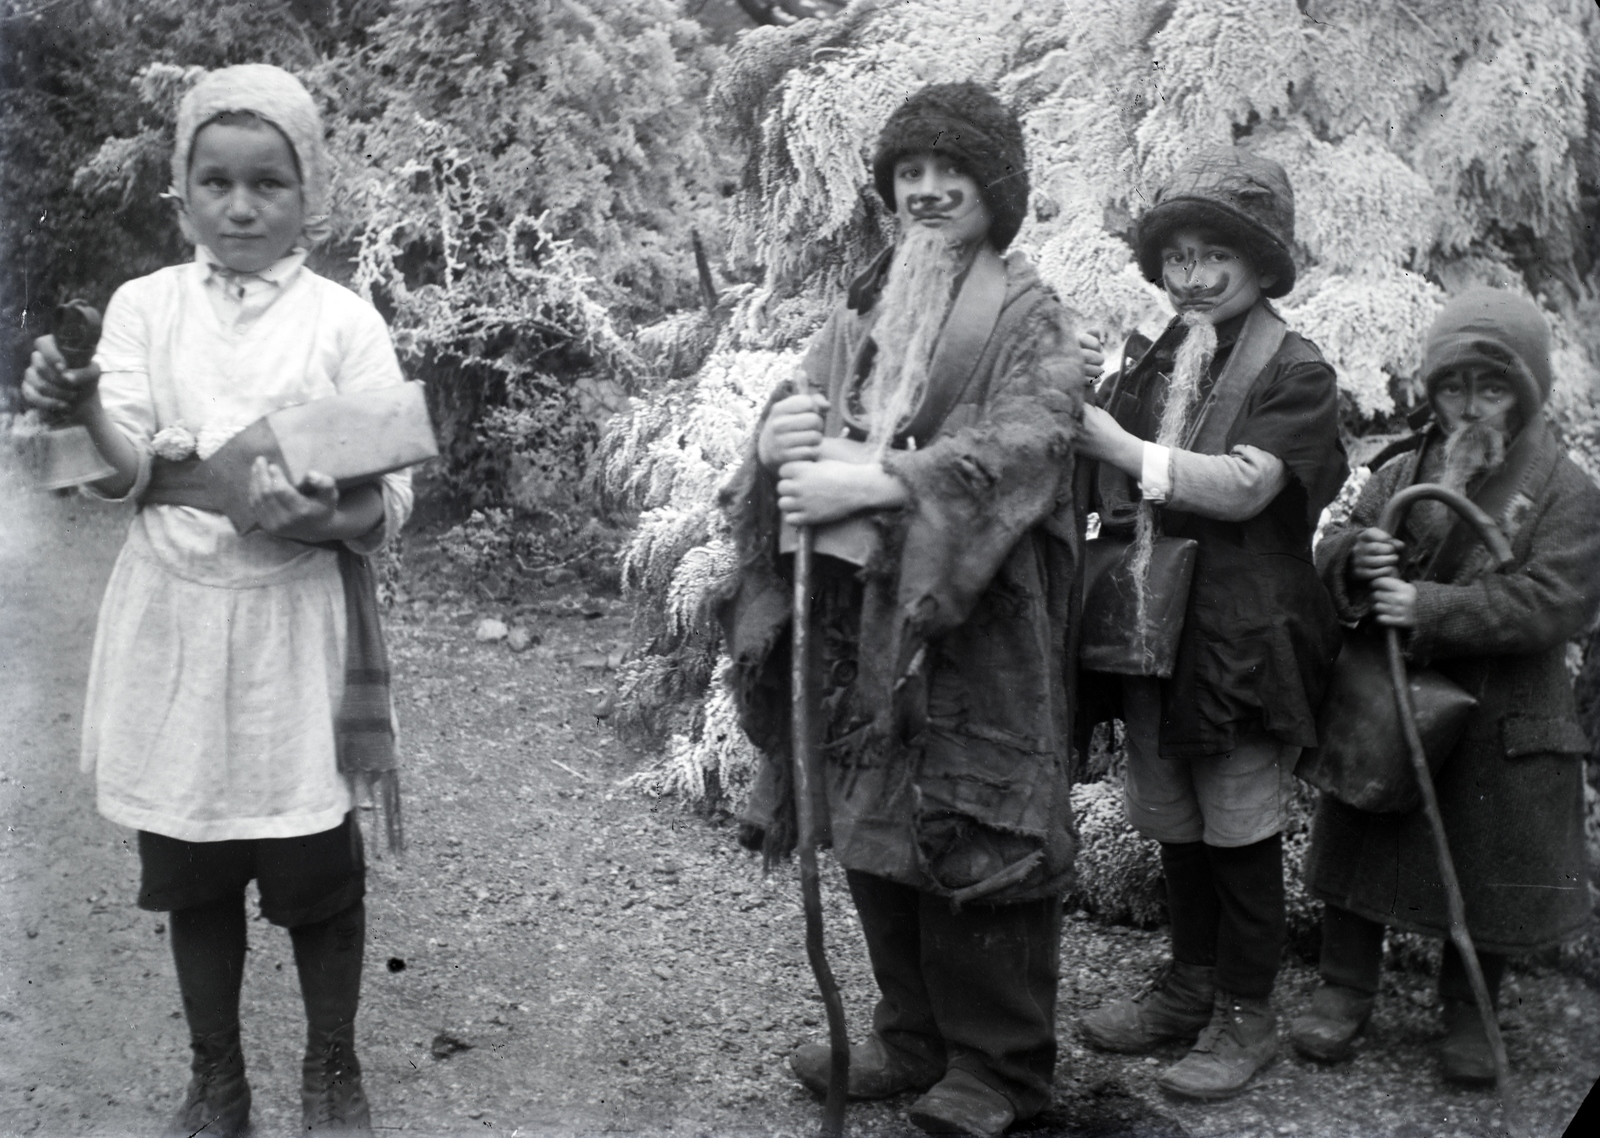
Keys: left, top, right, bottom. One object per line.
{"left": 1377, "top": 483, "right": 1521, "bottom": 1130}
{"left": 791, "top": 384, "right": 849, "bottom": 1137}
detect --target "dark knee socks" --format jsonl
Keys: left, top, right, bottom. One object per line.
{"left": 1440, "top": 940, "right": 1505, "bottom": 1007}
{"left": 1160, "top": 841, "right": 1220, "bottom": 967}
{"left": 1319, "top": 904, "right": 1385, "bottom": 995}
{"left": 1206, "top": 835, "right": 1285, "bottom": 999}
{"left": 170, "top": 893, "right": 248, "bottom": 1040}
{"left": 290, "top": 900, "right": 366, "bottom": 1040}
{"left": 1320, "top": 904, "right": 1505, "bottom": 1006}
{"left": 1160, "top": 836, "right": 1285, "bottom": 997}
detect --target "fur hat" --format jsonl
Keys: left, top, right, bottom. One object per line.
{"left": 871, "top": 81, "right": 1029, "bottom": 251}
{"left": 1423, "top": 288, "right": 1552, "bottom": 420}
{"left": 170, "top": 64, "right": 331, "bottom": 246}
{"left": 1136, "top": 146, "right": 1296, "bottom": 298}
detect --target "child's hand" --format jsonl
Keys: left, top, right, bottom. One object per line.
{"left": 22, "top": 334, "right": 100, "bottom": 417}
{"left": 1077, "top": 329, "right": 1105, "bottom": 382}
{"left": 1370, "top": 576, "right": 1418, "bottom": 628}
{"left": 250, "top": 458, "right": 340, "bottom": 541}
{"left": 777, "top": 458, "right": 904, "bottom": 526}
{"left": 1076, "top": 404, "right": 1145, "bottom": 478}
{"left": 1351, "top": 526, "right": 1404, "bottom": 582}
{"left": 758, "top": 393, "right": 829, "bottom": 471}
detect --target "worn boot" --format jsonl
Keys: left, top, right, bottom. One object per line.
{"left": 1158, "top": 991, "right": 1278, "bottom": 1101}
{"left": 1289, "top": 982, "right": 1374, "bottom": 1063}
{"left": 907, "top": 1068, "right": 1016, "bottom": 1137}
{"left": 166, "top": 1027, "right": 251, "bottom": 1138}
{"left": 1079, "top": 962, "right": 1216, "bottom": 1053}
{"left": 1438, "top": 999, "right": 1498, "bottom": 1086}
{"left": 790, "top": 1033, "right": 940, "bottom": 1100}
{"left": 301, "top": 1024, "right": 371, "bottom": 1133}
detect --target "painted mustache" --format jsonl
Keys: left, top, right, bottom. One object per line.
{"left": 1167, "top": 273, "right": 1229, "bottom": 303}
{"left": 907, "top": 189, "right": 965, "bottom": 218}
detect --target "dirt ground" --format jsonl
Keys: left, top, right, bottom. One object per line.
{"left": 2, "top": 477, "right": 1598, "bottom": 1137}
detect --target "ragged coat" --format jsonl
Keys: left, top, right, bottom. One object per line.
{"left": 716, "top": 253, "right": 1085, "bottom": 904}
{"left": 1089, "top": 309, "right": 1347, "bottom": 757}
{"left": 1307, "top": 417, "right": 1600, "bottom": 952}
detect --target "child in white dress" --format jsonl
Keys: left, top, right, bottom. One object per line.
{"left": 22, "top": 64, "right": 413, "bottom": 1136}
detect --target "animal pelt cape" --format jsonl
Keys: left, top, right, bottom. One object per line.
{"left": 714, "top": 252, "right": 1086, "bottom": 904}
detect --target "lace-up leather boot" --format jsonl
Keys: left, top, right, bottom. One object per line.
{"left": 1157, "top": 991, "right": 1278, "bottom": 1100}
{"left": 1079, "top": 962, "right": 1216, "bottom": 1053}
{"left": 165, "top": 1026, "right": 251, "bottom": 1138}
{"left": 301, "top": 1024, "right": 371, "bottom": 1133}
{"left": 1289, "top": 982, "right": 1373, "bottom": 1062}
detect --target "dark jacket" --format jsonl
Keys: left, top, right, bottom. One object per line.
{"left": 1306, "top": 416, "right": 1600, "bottom": 952}
{"left": 1091, "top": 307, "right": 1347, "bottom": 757}
{"left": 717, "top": 253, "right": 1085, "bottom": 903}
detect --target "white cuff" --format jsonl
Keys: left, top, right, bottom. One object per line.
{"left": 1138, "top": 442, "right": 1173, "bottom": 504}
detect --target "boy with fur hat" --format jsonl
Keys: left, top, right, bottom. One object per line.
{"left": 718, "top": 81, "right": 1087, "bottom": 1135}
{"left": 1292, "top": 289, "right": 1600, "bottom": 1083}
{"left": 22, "top": 64, "right": 414, "bottom": 1134}
{"left": 1074, "top": 146, "right": 1347, "bottom": 1100}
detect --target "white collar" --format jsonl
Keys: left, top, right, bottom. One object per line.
{"left": 195, "top": 246, "right": 308, "bottom": 287}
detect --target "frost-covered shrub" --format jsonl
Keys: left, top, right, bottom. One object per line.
{"left": 13, "top": 0, "right": 729, "bottom": 528}
{"left": 608, "top": 0, "right": 1600, "bottom": 810}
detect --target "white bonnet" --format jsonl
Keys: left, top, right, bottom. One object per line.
{"left": 169, "top": 64, "right": 331, "bottom": 245}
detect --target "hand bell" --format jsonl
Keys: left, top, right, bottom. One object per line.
{"left": 22, "top": 300, "right": 115, "bottom": 491}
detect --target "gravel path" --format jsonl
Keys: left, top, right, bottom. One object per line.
{"left": 2, "top": 480, "right": 1596, "bottom": 1136}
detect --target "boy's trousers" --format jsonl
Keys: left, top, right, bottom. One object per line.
{"left": 846, "top": 870, "right": 1063, "bottom": 1117}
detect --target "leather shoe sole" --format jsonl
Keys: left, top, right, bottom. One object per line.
{"left": 790, "top": 1037, "right": 937, "bottom": 1101}
{"left": 907, "top": 1069, "right": 1015, "bottom": 1136}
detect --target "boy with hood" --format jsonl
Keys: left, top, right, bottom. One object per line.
{"left": 1293, "top": 289, "right": 1600, "bottom": 1083}
{"left": 1074, "top": 146, "right": 1347, "bottom": 1100}
{"left": 716, "top": 81, "right": 1086, "bottom": 1135}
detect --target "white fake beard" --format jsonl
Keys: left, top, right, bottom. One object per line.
{"left": 860, "top": 225, "right": 964, "bottom": 455}
{"left": 1411, "top": 419, "right": 1511, "bottom": 542}
{"left": 1125, "top": 311, "right": 1218, "bottom": 656}
{"left": 1440, "top": 419, "right": 1510, "bottom": 493}
{"left": 1156, "top": 310, "right": 1219, "bottom": 447}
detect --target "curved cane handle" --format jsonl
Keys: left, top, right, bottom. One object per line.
{"left": 1375, "top": 482, "right": 1515, "bottom": 569}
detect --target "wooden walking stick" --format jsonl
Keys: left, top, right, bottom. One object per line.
{"left": 788, "top": 374, "right": 850, "bottom": 1138}
{"left": 1377, "top": 483, "right": 1521, "bottom": 1131}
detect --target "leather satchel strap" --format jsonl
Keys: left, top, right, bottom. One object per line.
{"left": 900, "top": 242, "right": 1009, "bottom": 445}
{"left": 1183, "top": 301, "right": 1287, "bottom": 455}
{"left": 836, "top": 242, "right": 1010, "bottom": 447}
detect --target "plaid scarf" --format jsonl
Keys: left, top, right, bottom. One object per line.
{"left": 143, "top": 457, "right": 404, "bottom": 851}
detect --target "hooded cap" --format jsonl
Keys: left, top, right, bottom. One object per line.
{"left": 1423, "top": 288, "right": 1552, "bottom": 420}
{"left": 170, "top": 64, "right": 331, "bottom": 246}
{"left": 1136, "top": 146, "right": 1296, "bottom": 298}
{"left": 871, "top": 81, "right": 1029, "bottom": 252}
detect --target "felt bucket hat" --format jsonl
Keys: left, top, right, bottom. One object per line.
{"left": 1135, "top": 146, "right": 1297, "bottom": 298}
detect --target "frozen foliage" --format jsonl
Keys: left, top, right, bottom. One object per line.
{"left": 611, "top": 1, "right": 1600, "bottom": 871}
{"left": 1277, "top": 270, "right": 1446, "bottom": 418}
{"left": 603, "top": 342, "right": 803, "bottom": 790}
{"left": 1069, "top": 766, "right": 1320, "bottom": 939}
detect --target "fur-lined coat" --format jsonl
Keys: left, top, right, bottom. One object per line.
{"left": 716, "top": 254, "right": 1085, "bottom": 904}
{"left": 1307, "top": 416, "right": 1600, "bottom": 952}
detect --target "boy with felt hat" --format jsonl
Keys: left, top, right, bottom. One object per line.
{"left": 1074, "top": 145, "right": 1347, "bottom": 1100}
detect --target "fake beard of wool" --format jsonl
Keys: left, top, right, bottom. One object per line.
{"left": 860, "top": 226, "right": 965, "bottom": 458}
{"left": 1127, "top": 312, "right": 1218, "bottom": 654}
{"left": 1412, "top": 420, "right": 1510, "bottom": 539}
